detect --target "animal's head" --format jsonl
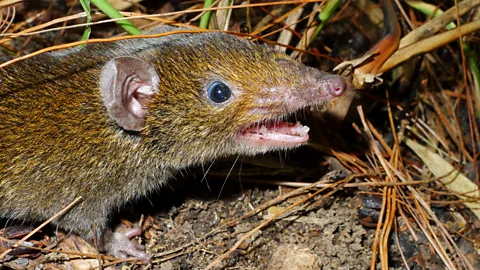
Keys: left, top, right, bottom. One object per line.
{"left": 99, "top": 31, "right": 346, "bottom": 167}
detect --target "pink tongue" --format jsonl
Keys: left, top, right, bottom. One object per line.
{"left": 237, "top": 122, "right": 310, "bottom": 147}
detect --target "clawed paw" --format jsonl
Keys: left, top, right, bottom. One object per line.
{"left": 105, "top": 227, "right": 150, "bottom": 263}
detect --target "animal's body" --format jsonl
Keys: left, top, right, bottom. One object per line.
{"left": 0, "top": 26, "right": 346, "bottom": 259}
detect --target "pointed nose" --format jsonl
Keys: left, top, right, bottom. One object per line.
{"left": 328, "top": 75, "right": 347, "bottom": 97}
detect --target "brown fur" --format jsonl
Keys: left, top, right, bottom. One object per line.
{"left": 0, "top": 26, "right": 343, "bottom": 245}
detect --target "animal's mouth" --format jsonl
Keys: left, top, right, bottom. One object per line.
{"left": 233, "top": 72, "right": 347, "bottom": 149}
{"left": 236, "top": 120, "right": 310, "bottom": 148}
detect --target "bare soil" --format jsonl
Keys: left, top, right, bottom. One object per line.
{"left": 140, "top": 177, "right": 373, "bottom": 269}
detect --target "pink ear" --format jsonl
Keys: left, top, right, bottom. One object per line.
{"left": 100, "top": 57, "right": 160, "bottom": 131}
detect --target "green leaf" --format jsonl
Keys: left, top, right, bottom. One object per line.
{"left": 91, "top": 0, "right": 141, "bottom": 35}
{"left": 79, "top": 0, "right": 92, "bottom": 42}
{"left": 199, "top": 0, "right": 214, "bottom": 29}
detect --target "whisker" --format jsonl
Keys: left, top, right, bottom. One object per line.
{"left": 217, "top": 155, "right": 240, "bottom": 201}
{"left": 278, "top": 151, "right": 284, "bottom": 167}
{"left": 201, "top": 160, "right": 216, "bottom": 192}
{"left": 146, "top": 196, "right": 154, "bottom": 207}
{"left": 238, "top": 155, "right": 244, "bottom": 190}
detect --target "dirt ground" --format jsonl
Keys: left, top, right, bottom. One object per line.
{"left": 1, "top": 169, "right": 375, "bottom": 269}
{"left": 142, "top": 178, "right": 373, "bottom": 269}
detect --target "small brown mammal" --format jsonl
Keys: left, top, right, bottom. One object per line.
{"left": 0, "top": 26, "right": 346, "bottom": 260}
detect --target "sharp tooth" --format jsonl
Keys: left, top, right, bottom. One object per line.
{"left": 299, "top": 126, "right": 310, "bottom": 135}
{"left": 291, "top": 125, "right": 310, "bottom": 136}
{"left": 259, "top": 125, "right": 268, "bottom": 134}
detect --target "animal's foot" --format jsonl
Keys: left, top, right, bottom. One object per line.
{"left": 104, "top": 227, "right": 150, "bottom": 263}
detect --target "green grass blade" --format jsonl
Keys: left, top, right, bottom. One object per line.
{"left": 91, "top": 0, "right": 141, "bottom": 35}
{"left": 199, "top": 0, "right": 214, "bottom": 29}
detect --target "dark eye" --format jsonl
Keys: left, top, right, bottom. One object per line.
{"left": 207, "top": 81, "right": 231, "bottom": 103}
